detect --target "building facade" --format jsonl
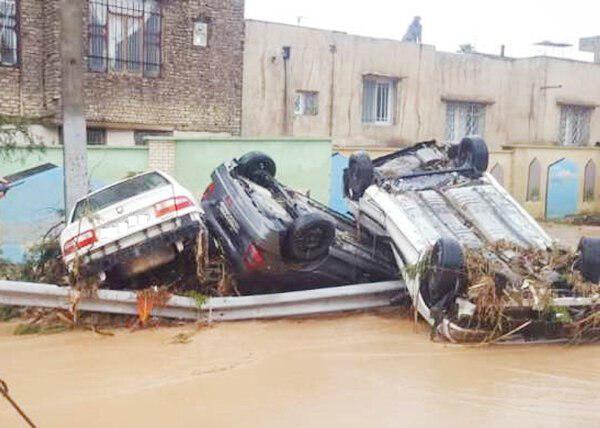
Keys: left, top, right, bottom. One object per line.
{"left": 242, "top": 20, "right": 600, "bottom": 218}
{"left": 0, "top": 0, "right": 244, "bottom": 146}
{"left": 243, "top": 20, "right": 600, "bottom": 151}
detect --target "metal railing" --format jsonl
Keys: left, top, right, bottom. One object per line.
{"left": 0, "top": 280, "right": 406, "bottom": 322}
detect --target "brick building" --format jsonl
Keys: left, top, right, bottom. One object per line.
{"left": 0, "top": 0, "right": 244, "bottom": 146}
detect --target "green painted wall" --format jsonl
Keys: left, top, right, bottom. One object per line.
{"left": 173, "top": 138, "right": 332, "bottom": 203}
{"left": 0, "top": 146, "right": 149, "bottom": 184}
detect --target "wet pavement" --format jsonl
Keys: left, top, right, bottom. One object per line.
{"left": 0, "top": 224, "right": 598, "bottom": 427}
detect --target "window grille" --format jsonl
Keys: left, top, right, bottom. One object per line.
{"left": 584, "top": 160, "right": 596, "bottom": 202}
{"left": 559, "top": 105, "right": 592, "bottom": 146}
{"left": 445, "top": 101, "right": 486, "bottom": 142}
{"left": 88, "top": 0, "right": 161, "bottom": 77}
{"left": 0, "top": 0, "right": 17, "bottom": 66}
{"left": 527, "top": 158, "right": 541, "bottom": 202}
{"left": 87, "top": 127, "right": 107, "bottom": 145}
{"left": 294, "top": 91, "right": 319, "bottom": 116}
{"left": 362, "top": 77, "right": 396, "bottom": 124}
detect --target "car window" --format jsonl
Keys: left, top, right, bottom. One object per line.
{"left": 71, "top": 172, "right": 170, "bottom": 221}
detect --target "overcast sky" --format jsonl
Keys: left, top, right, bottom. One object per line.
{"left": 245, "top": 0, "right": 599, "bottom": 61}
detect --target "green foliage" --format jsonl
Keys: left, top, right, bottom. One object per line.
{"left": 13, "top": 323, "right": 68, "bottom": 336}
{"left": 0, "top": 114, "right": 45, "bottom": 160}
{"left": 184, "top": 290, "right": 209, "bottom": 309}
{"left": 0, "top": 305, "right": 21, "bottom": 322}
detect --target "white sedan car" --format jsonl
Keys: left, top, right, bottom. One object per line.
{"left": 61, "top": 170, "right": 203, "bottom": 283}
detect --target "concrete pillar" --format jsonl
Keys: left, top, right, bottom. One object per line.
{"left": 148, "top": 139, "right": 176, "bottom": 174}
{"left": 60, "top": 0, "right": 88, "bottom": 217}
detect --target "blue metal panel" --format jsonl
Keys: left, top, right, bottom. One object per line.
{"left": 329, "top": 153, "right": 349, "bottom": 214}
{"left": 546, "top": 159, "right": 580, "bottom": 219}
{"left": 0, "top": 165, "right": 103, "bottom": 263}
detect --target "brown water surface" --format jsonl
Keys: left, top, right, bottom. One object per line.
{"left": 0, "top": 313, "right": 598, "bottom": 427}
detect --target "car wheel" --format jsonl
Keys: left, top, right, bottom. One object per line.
{"left": 457, "top": 137, "right": 489, "bottom": 174}
{"left": 578, "top": 237, "right": 600, "bottom": 283}
{"left": 284, "top": 213, "right": 336, "bottom": 261}
{"left": 423, "top": 237, "right": 465, "bottom": 307}
{"left": 237, "top": 152, "right": 277, "bottom": 183}
{"left": 345, "top": 151, "right": 374, "bottom": 201}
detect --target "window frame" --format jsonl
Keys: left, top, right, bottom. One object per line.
{"left": 445, "top": 101, "right": 487, "bottom": 142}
{"left": 86, "top": 127, "right": 107, "bottom": 146}
{"left": 558, "top": 104, "right": 593, "bottom": 146}
{"left": 294, "top": 91, "right": 319, "bottom": 116}
{"left": 87, "top": 0, "right": 162, "bottom": 77}
{"left": 0, "top": 0, "right": 20, "bottom": 68}
{"left": 362, "top": 76, "right": 397, "bottom": 125}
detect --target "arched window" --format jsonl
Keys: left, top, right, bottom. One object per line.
{"left": 527, "top": 158, "right": 541, "bottom": 201}
{"left": 490, "top": 163, "right": 504, "bottom": 185}
{"left": 584, "top": 160, "right": 596, "bottom": 202}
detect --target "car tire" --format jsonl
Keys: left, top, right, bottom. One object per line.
{"left": 345, "top": 151, "right": 374, "bottom": 201}
{"left": 284, "top": 213, "right": 336, "bottom": 262}
{"left": 237, "top": 152, "right": 277, "bottom": 183}
{"left": 578, "top": 237, "right": 600, "bottom": 283}
{"left": 457, "top": 137, "right": 489, "bottom": 174}
{"left": 424, "top": 237, "right": 465, "bottom": 306}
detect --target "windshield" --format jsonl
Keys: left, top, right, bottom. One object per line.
{"left": 71, "top": 172, "right": 170, "bottom": 221}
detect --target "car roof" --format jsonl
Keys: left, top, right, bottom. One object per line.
{"left": 72, "top": 170, "right": 169, "bottom": 205}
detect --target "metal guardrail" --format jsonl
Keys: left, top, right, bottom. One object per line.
{"left": 0, "top": 280, "right": 406, "bottom": 322}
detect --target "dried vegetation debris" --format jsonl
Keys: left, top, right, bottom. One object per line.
{"left": 452, "top": 241, "right": 599, "bottom": 342}
{"left": 0, "top": 228, "right": 239, "bottom": 334}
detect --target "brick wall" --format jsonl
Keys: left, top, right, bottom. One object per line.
{"left": 0, "top": 0, "right": 47, "bottom": 118}
{"left": 84, "top": 0, "right": 244, "bottom": 134}
{"left": 1, "top": 0, "right": 244, "bottom": 135}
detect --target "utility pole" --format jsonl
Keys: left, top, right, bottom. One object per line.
{"left": 60, "top": 0, "right": 88, "bottom": 217}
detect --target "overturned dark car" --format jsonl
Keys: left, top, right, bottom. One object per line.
{"left": 201, "top": 152, "right": 398, "bottom": 293}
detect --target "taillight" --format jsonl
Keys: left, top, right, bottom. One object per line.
{"left": 64, "top": 230, "right": 97, "bottom": 255}
{"left": 202, "top": 182, "right": 216, "bottom": 201}
{"left": 154, "top": 196, "right": 194, "bottom": 217}
{"left": 242, "top": 244, "right": 265, "bottom": 271}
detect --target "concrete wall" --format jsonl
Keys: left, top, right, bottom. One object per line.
{"left": 1, "top": 137, "right": 332, "bottom": 203}
{"left": 171, "top": 138, "right": 332, "bottom": 203}
{"left": 504, "top": 145, "right": 600, "bottom": 218}
{"left": 243, "top": 20, "right": 600, "bottom": 152}
{"left": 0, "top": 146, "right": 149, "bottom": 184}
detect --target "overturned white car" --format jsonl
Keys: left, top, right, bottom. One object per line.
{"left": 345, "top": 138, "right": 600, "bottom": 343}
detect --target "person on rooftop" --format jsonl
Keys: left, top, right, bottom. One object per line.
{"left": 402, "top": 16, "right": 422, "bottom": 44}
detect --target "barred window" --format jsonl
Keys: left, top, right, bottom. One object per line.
{"left": 0, "top": 0, "right": 18, "bottom": 66}
{"left": 89, "top": 0, "right": 161, "bottom": 77}
{"left": 559, "top": 105, "right": 592, "bottom": 146}
{"left": 362, "top": 76, "right": 396, "bottom": 124}
{"left": 294, "top": 91, "right": 319, "bottom": 116}
{"left": 584, "top": 160, "right": 596, "bottom": 202}
{"left": 446, "top": 101, "right": 486, "bottom": 142}
{"left": 527, "top": 158, "right": 541, "bottom": 202}
{"left": 87, "top": 127, "right": 107, "bottom": 145}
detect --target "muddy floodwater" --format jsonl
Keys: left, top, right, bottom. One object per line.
{"left": 0, "top": 313, "right": 598, "bottom": 427}
{"left": 0, "top": 224, "right": 599, "bottom": 427}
